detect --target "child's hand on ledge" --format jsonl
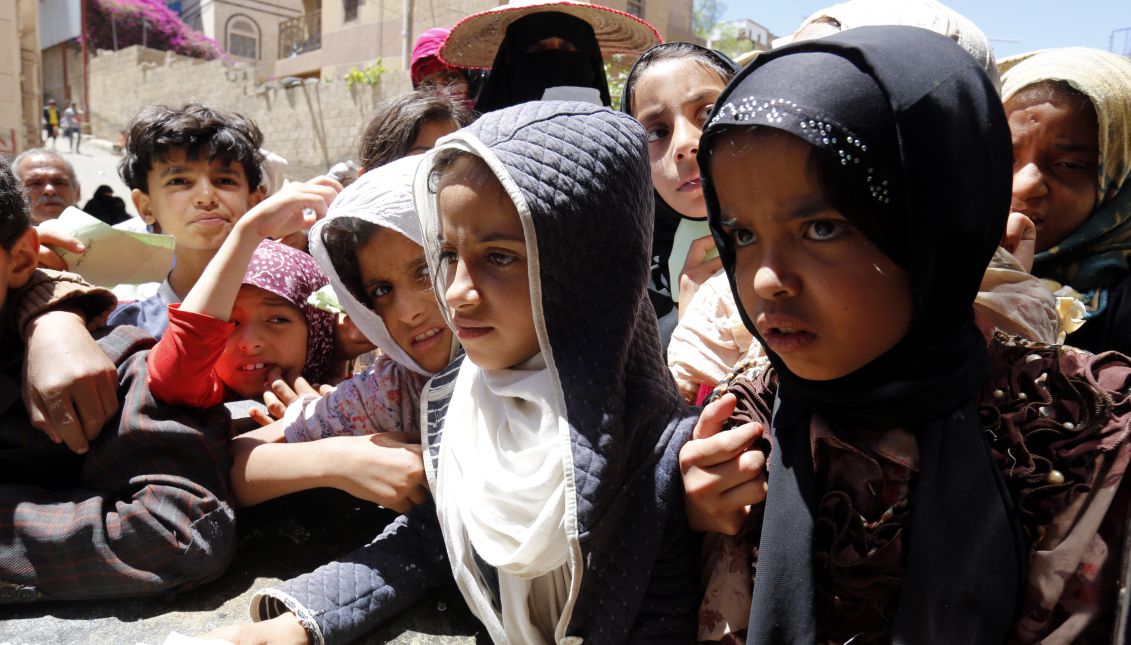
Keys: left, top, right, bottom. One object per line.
{"left": 238, "top": 175, "right": 341, "bottom": 243}
{"left": 195, "top": 612, "right": 309, "bottom": 645}
{"left": 680, "top": 393, "right": 767, "bottom": 535}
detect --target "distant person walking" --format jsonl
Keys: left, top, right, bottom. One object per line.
{"left": 42, "top": 99, "right": 60, "bottom": 149}
{"left": 61, "top": 102, "right": 82, "bottom": 153}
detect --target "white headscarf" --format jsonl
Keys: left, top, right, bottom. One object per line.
{"left": 414, "top": 137, "right": 576, "bottom": 645}
{"left": 309, "top": 154, "right": 458, "bottom": 375}
{"left": 781, "top": 0, "right": 1001, "bottom": 94}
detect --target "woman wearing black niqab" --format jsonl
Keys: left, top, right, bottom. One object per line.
{"left": 473, "top": 12, "right": 611, "bottom": 112}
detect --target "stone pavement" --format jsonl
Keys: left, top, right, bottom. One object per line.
{"left": 0, "top": 490, "right": 488, "bottom": 644}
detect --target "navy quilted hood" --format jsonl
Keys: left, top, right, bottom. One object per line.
{"left": 415, "top": 100, "right": 686, "bottom": 542}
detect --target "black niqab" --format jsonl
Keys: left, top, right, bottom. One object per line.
{"left": 474, "top": 12, "right": 611, "bottom": 113}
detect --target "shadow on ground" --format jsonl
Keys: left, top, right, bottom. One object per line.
{"left": 0, "top": 490, "right": 488, "bottom": 644}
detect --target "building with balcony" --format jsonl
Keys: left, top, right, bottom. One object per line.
{"left": 180, "top": 0, "right": 306, "bottom": 76}
{"left": 275, "top": 0, "right": 696, "bottom": 80}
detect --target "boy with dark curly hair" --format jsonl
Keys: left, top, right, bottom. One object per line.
{"left": 108, "top": 103, "right": 269, "bottom": 337}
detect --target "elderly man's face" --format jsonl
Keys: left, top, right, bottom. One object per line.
{"left": 19, "top": 155, "right": 79, "bottom": 224}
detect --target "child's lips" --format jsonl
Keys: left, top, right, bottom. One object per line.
{"left": 452, "top": 319, "right": 492, "bottom": 340}
{"left": 192, "top": 214, "right": 231, "bottom": 226}
{"left": 756, "top": 314, "right": 817, "bottom": 353}
{"left": 236, "top": 362, "right": 273, "bottom": 373}
{"left": 410, "top": 326, "right": 446, "bottom": 350}
{"left": 678, "top": 177, "right": 702, "bottom": 192}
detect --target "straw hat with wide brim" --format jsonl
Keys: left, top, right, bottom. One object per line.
{"left": 440, "top": 0, "right": 662, "bottom": 69}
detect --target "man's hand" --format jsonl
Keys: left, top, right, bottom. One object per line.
{"left": 680, "top": 393, "right": 767, "bottom": 535}
{"left": 677, "top": 235, "right": 723, "bottom": 319}
{"left": 23, "top": 310, "right": 118, "bottom": 453}
{"left": 249, "top": 368, "right": 334, "bottom": 427}
{"left": 330, "top": 432, "right": 428, "bottom": 513}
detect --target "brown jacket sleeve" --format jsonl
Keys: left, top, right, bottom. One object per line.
{"left": 9, "top": 269, "right": 117, "bottom": 340}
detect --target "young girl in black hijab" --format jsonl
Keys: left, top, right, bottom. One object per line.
{"left": 687, "top": 26, "right": 1131, "bottom": 643}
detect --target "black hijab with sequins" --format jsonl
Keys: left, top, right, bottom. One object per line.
{"left": 700, "top": 26, "right": 1025, "bottom": 644}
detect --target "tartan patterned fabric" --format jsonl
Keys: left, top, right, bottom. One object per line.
{"left": 0, "top": 325, "right": 237, "bottom": 602}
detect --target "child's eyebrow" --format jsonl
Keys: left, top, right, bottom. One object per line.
{"left": 159, "top": 166, "right": 190, "bottom": 177}
{"left": 479, "top": 232, "right": 525, "bottom": 244}
{"left": 636, "top": 89, "right": 718, "bottom": 123}
{"left": 261, "top": 295, "right": 297, "bottom": 308}
{"left": 774, "top": 198, "right": 836, "bottom": 222}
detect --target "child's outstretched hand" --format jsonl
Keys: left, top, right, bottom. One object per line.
{"left": 238, "top": 176, "right": 342, "bottom": 241}
{"left": 331, "top": 431, "right": 428, "bottom": 513}
{"left": 680, "top": 393, "right": 767, "bottom": 535}
{"left": 249, "top": 369, "right": 334, "bottom": 427}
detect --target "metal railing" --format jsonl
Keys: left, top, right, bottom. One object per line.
{"left": 279, "top": 11, "right": 322, "bottom": 59}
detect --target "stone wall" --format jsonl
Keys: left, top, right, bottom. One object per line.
{"left": 89, "top": 45, "right": 412, "bottom": 180}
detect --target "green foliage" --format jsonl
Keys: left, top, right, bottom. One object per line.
{"left": 604, "top": 54, "right": 634, "bottom": 111}
{"left": 711, "top": 23, "right": 756, "bottom": 60}
{"left": 693, "top": 0, "right": 725, "bottom": 39}
{"left": 343, "top": 59, "right": 387, "bottom": 89}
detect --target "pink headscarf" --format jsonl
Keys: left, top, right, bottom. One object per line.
{"left": 412, "top": 27, "right": 453, "bottom": 87}
{"left": 243, "top": 240, "right": 335, "bottom": 382}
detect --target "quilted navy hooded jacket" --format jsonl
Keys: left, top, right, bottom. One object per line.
{"left": 250, "top": 101, "right": 699, "bottom": 644}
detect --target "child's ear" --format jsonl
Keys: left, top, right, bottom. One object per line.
{"left": 132, "top": 188, "right": 156, "bottom": 226}
{"left": 247, "top": 184, "right": 267, "bottom": 208}
{"left": 6, "top": 227, "right": 40, "bottom": 289}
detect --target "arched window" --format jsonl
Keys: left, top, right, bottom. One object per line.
{"left": 226, "top": 16, "right": 261, "bottom": 60}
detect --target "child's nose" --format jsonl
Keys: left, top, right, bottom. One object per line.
{"left": 395, "top": 291, "right": 426, "bottom": 324}
{"left": 193, "top": 178, "right": 218, "bottom": 207}
{"left": 752, "top": 257, "right": 800, "bottom": 300}
{"left": 673, "top": 118, "right": 701, "bottom": 162}
{"left": 445, "top": 260, "right": 480, "bottom": 309}
{"left": 235, "top": 325, "right": 265, "bottom": 352}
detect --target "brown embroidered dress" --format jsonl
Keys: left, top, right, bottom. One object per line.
{"left": 699, "top": 333, "right": 1131, "bottom": 644}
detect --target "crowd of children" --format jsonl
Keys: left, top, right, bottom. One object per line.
{"left": 3, "top": 0, "right": 1131, "bottom": 643}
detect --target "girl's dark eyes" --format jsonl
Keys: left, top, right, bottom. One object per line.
{"left": 696, "top": 104, "right": 715, "bottom": 124}
{"left": 731, "top": 228, "right": 756, "bottom": 247}
{"left": 267, "top": 315, "right": 293, "bottom": 324}
{"left": 804, "top": 220, "right": 847, "bottom": 241}
{"left": 369, "top": 285, "right": 392, "bottom": 299}
{"left": 488, "top": 252, "right": 517, "bottom": 266}
{"left": 438, "top": 249, "right": 458, "bottom": 264}
{"left": 645, "top": 125, "right": 670, "bottom": 143}
{"left": 166, "top": 177, "right": 187, "bottom": 186}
